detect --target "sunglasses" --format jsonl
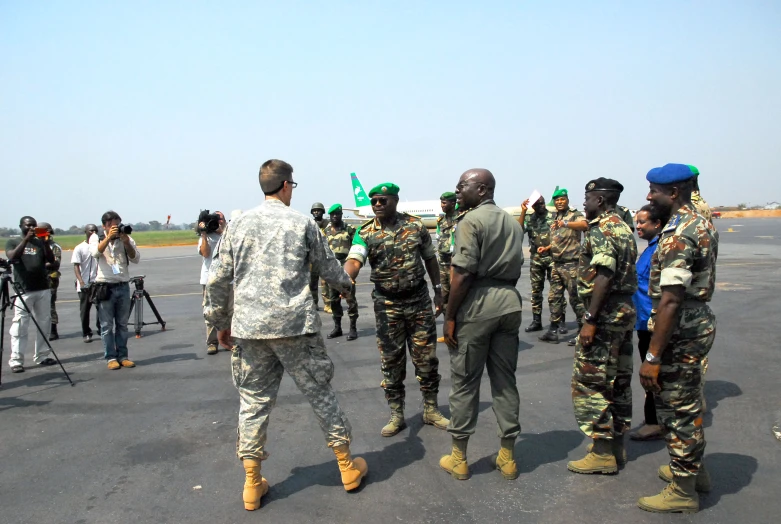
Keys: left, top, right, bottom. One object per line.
{"left": 370, "top": 197, "right": 389, "bottom": 206}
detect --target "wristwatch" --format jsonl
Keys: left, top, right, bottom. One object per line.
{"left": 583, "top": 311, "right": 597, "bottom": 325}
{"left": 645, "top": 352, "right": 661, "bottom": 364}
{"left": 433, "top": 284, "right": 442, "bottom": 290}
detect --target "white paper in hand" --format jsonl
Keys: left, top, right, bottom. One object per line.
{"left": 528, "top": 190, "right": 542, "bottom": 205}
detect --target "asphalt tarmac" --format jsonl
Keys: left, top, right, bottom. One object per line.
{"left": 1, "top": 218, "right": 779, "bottom": 523}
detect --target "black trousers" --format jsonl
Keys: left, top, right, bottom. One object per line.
{"left": 78, "top": 290, "right": 101, "bottom": 337}
{"left": 636, "top": 329, "right": 658, "bottom": 425}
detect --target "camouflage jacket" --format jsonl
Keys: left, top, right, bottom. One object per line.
{"left": 691, "top": 191, "right": 712, "bottom": 223}
{"left": 204, "top": 199, "right": 351, "bottom": 339}
{"left": 616, "top": 206, "right": 635, "bottom": 232}
{"left": 47, "top": 240, "right": 62, "bottom": 279}
{"left": 522, "top": 209, "right": 554, "bottom": 258}
{"left": 436, "top": 211, "right": 458, "bottom": 256}
{"left": 649, "top": 204, "right": 717, "bottom": 303}
{"left": 314, "top": 218, "right": 328, "bottom": 231}
{"left": 323, "top": 222, "right": 356, "bottom": 258}
{"left": 347, "top": 213, "right": 436, "bottom": 297}
{"left": 578, "top": 210, "right": 638, "bottom": 327}
{"left": 551, "top": 208, "right": 585, "bottom": 262}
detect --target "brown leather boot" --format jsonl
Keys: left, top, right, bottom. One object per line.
{"left": 333, "top": 444, "right": 368, "bottom": 491}
{"left": 242, "top": 459, "right": 269, "bottom": 511}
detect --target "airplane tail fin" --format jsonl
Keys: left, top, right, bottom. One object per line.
{"left": 548, "top": 186, "right": 558, "bottom": 207}
{"left": 351, "top": 172, "right": 371, "bottom": 208}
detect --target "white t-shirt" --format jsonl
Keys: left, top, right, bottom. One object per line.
{"left": 198, "top": 232, "right": 222, "bottom": 285}
{"left": 71, "top": 241, "right": 98, "bottom": 292}
{"left": 89, "top": 233, "right": 141, "bottom": 283}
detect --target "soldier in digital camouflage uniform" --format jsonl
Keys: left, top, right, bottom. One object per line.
{"left": 205, "top": 160, "right": 367, "bottom": 511}
{"left": 309, "top": 202, "right": 331, "bottom": 312}
{"left": 38, "top": 222, "right": 62, "bottom": 341}
{"left": 519, "top": 195, "right": 556, "bottom": 333}
{"left": 323, "top": 203, "right": 359, "bottom": 341}
{"left": 637, "top": 163, "right": 718, "bottom": 514}
{"left": 567, "top": 178, "right": 637, "bottom": 476}
{"left": 540, "top": 188, "right": 588, "bottom": 345}
{"left": 435, "top": 192, "right": 458, "bottom": 343}
{"left": 344, "top": 182, "right": 449, "bottom": 437}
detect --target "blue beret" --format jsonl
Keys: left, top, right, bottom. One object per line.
{"left": 646, "top": 163, "right": 695, "bottom": 185}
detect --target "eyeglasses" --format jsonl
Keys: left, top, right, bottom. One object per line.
{"left": 370, "top": 197, "right": 389, "bottom": 206}
{"left": 287, "top": 181, "right": 298, "bottom": 188}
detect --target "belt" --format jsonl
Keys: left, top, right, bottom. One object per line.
{"left": 652, "top": 298, "right": 708, "bottom": 309}
{"left": 374, "top": 280, "right": 427, "bottom": 299}
{"left": 98, "top": 281, "right": 128, "bottom": 288}
{"left": 473, "top": 277, "right": 518, "bottom": 288}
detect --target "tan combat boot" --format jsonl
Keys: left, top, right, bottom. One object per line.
{"left": 381, "top": 401, "right": 407, "bottom": 437}
{"left": 638, "top": 475, "right": 699, "bottom": 513}
{"left": 422, "top": 397, "right": 449, "bottom": 430}
{"left": 241, "top": 459, "right": 269, "bottom": 511}
{"left": 568, "top": 438, "right": 618, "bottom": 474}
{"left": 586, "top": 435, "right": 627, "bottom": 466}
{"left": 333, "top": 444, "right": 368, "bottom": 491}
{"left": 494, "top": 438, "right": 519, "bottom": 480}
{"left": 658, "top": 462, "right": 712, "bottom": 492}
{"left": 439, "top": 438, "right": 470, "bottom": 480}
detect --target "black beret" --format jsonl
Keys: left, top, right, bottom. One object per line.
{"left": 585, "top": 177, "right": 624, "bottom": 193}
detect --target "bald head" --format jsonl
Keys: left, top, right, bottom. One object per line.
{"left": 456, "top": 168, "right": 496, "bottom": 210}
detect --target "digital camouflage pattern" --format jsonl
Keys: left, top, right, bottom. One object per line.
{"left": 578, "top": 210, "right": 638, "bottom": 326}
{"left": 437, "top": 211, "right": 457, "bottom": 305}
{"left": 347, "top": 213, "right": 440, "bottom": 402}
{"left": 550, "top": 208, "right": 585, "bottom": 262}
{"left": 523, "top": 210, "right": 555, "bottom": 317}
{"left": 310, "top": 217, "right": 331, "bottom": 307}
{"left": 324, "top": 221, "right": 359, "bottom": 320}
{"left": 551, "top": 261, "right": 585, "bottom": 323}
{"left": 204, "top": 199, "right": 351, "bottom": 339}
{"left": 47, "top": 240, "right": 62, "bottom": 324}
{"left": 232, "top": 334, "right": 352, "bottom": 460}
{"left": 572, "top": 210, "right": 637, "bottom": 440}
{"left": 648, "top": 204, "right": 718, "bottom": 477}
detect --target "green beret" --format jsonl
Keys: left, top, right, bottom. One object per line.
{"left": 368, "top": 183, "right": 400, "bottom": 197}
{"left": 440, "top": 191, "right": 457, "bottom": 201}
{"left": 328, "top": 204, "right": 342, "bottom": 214}
{"left": 687, "top": 164, "right": 700, "bottom": 176}
{"left": 552, "top": 187, "right": 568, "bottom": 199}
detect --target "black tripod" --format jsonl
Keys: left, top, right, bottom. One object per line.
{"left": 0, "top": 271, "right": 74, "bottom": 388}
{"left": 127, "top": 275, "right": 166, "bottom": 338}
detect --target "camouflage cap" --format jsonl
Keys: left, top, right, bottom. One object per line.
{"left": 328, "top": 203, "right": 342, "bottom": 214}
{"left": 368, "top": 183, "right": 400, "bottom": 198}
{"left": 440, "top": 191, "right": 457, "bottom": 201}
{"left": 311, "top": 202, "right": 326, "bottom": 211}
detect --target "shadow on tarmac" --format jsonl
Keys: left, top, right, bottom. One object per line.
{"left": 703, "top": 379, "right": 743, "bottom": 428}
{"left": 159, "top": 343, "right": 195, "bottom": 351}
{"left": 700, "top": 452, "right": 758, "bottom": 509}
{"left": 136, "top": 352, "right": 201, "bottom": 366}
{"left": 516, "top": 429, "right": 583, "bottom": 473}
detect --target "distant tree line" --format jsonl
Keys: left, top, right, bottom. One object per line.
{"left": 0, "top": 222, "right": 197, "bottom": 237}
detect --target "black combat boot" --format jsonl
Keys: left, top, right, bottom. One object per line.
{"left": 559, "top": 313, "right": 568, "bottom": 334}
{"left": 327, "top": 318, "right": 343, "bottom": 339}
{"left": 346, "top": 318, "right": 358, "bottom": 341}
{"left": 525, "top": 313, "right": 543, "bottom": 332}
{"left": 538, "top": 322, "right": 559, "bottom": 344}
{"left": 49, "top": 323, "right": 59, "bottom": 341}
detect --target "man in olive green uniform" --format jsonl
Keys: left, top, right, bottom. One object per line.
{"left": 568, "top": 178, "right": 637, "bottom": 476}
{"left": 540, "top": 188, "right": 588, "bottom": 345}
{"left": 323, "top": 204, "right": 359, "bottom": 341}
{"left": 309, "top": 202, "right": 331, "bottom": 312}
{"left": 439, "top": 169, "right": 524, "bottom": 482}
{"left": 345, "top": 183, "right": 449, "bottom": 437}
{"left": 519, "top": 196, "right": 556, "bottom": 332}
{"left": 637, "top": 164, "right": 718, "bottom": 513}
{"left": 436, "top": 192, "right": 458, "bottom": 343}
{"left": 38, "top": 222, "right": 62, "bottom": 341}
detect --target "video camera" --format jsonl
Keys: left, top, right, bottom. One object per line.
{"left": 197, "top": 210, "right": 221, "bottom": 234}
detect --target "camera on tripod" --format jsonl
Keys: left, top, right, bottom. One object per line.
{"left": 197, "top": 210, "right": 221, "bottom": 234}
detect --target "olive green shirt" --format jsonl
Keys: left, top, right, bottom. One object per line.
{"left": 451, "top": 200, "right": 524, "bottom": 322}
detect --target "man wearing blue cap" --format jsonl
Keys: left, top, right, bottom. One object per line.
{"left": 637, "top": 163, "right": 718, "bottom": 514}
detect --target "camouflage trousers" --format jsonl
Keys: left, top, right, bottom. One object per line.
{"left": 328, "top": 280, "right": 358, "bottom": 320}
{"left": 309, "top": 268, "right": 330, "bottom": 308}
{"left": 373, "top": 290, "right": 441, "bottom": 403}
{"left": 529, "top": 255, "right": 555, "bottom": 319}
{"left": 551, "top": 261, "right": 585, "bottom": 323}
{"left": 572, "top": 325, "right": 634, "bottom": 440}
{"left": 232, "top": 334, "right": 352, "bottom": 460}
{"left": 49, "top": 277, "right": 60, "bottom": 324}
{"left": 653, "top": 305, "right": 716, "bottom": 477}
{"left": 438, "top": 254, "right": 452, "bottom": 308}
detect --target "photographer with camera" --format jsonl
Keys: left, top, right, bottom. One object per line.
{"left": 5, "top": 216, "right": 58, "bottom": 372}
{"left": 71, "top": 224, "right": 101, "bottom": 343}
{"left": 89, "top": 211, "right": 141, "bottom": 370}
{"left": 37, "top": 222, "right": 62, "bottom": 340}
{"left": 197, "top": 210, "right": 226, "bottom": 355}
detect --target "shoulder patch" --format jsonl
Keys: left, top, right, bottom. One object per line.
{"left": 359, "top": 218, "right": 375, "bottom": 231}
{"left": 662, "top": 214, "right": 681, "bottom": 233}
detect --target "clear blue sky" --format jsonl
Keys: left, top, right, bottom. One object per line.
{"left": 2, "top": 1, "right": 780, "bottom": 230}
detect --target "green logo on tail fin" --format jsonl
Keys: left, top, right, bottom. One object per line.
{"left": 351, "top": 173, "right": 370, "bottom": 207}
